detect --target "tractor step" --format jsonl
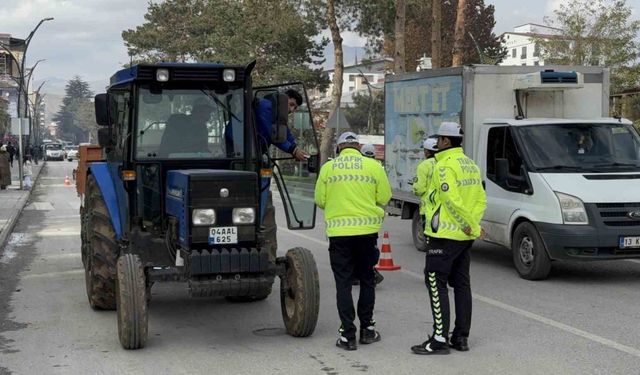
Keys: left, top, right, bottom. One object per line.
{"left": 188, "top": 275, "right": 274, "bottom": 298}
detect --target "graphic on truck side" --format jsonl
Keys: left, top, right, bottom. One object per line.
{"left": 384, "top": 75, "right": 463, "bottom": 193}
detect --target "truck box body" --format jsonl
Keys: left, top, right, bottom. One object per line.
{"left": 384, "top": 65, "right": 609, "bottom": 208}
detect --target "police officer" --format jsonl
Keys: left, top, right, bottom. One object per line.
{"left": 411, "top": 122, "right": 486, "bottom": 355}
{"left": 359, "top": 143, "right": 384, "bottom": 286}
{"left": 315, "top": 132, "right": 392, "bottom": 351}
{"left": 412, "top": 138, "right": 438, "bottom": 251}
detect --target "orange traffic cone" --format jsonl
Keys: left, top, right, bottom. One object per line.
{"left": 64, "top": 176, "right": 72, "bottom": 187}
{"left": 375, "top": 231, "right": 401, "bottom": 271}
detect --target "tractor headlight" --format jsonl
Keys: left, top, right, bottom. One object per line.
{"left": 192, "top": 209, "right": 216, "bottom": 226}
{"left": 156, "top": 68, "right": 169, "bottom": 82}
{"left": 555, "top": 192, "right": 589, "bottom": 225}
{"left": 223, "top": 69, "right": 236, "bottom": 82}
{"left": 232, "top": 208, "right": 255, "bottom": 224}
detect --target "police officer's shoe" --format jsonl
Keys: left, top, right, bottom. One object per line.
{"left": 411, "top": 336, "right": 450, "bottom": 355}
{"left": 336, "top": 337, "right": 357, "bottom": 351}
{"left": 359, "top": 326, "right": 381, "bottom": 344}
{"left": 449, "top": 336, "right": 469, "bottom": 351}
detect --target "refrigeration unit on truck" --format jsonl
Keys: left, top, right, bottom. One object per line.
{"left": 384, "top": 65, "right": 640, "bottom": 280}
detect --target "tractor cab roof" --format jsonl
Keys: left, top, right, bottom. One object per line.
{"left": 109, "top": 62, "right": 247, "bottom": 89}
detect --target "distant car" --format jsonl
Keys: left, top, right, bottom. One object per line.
{"left": 66, "top": 145, "right": 79, "bottom": 161}
{"left": 44, "top": 143, "right": 64, "bottom": 161}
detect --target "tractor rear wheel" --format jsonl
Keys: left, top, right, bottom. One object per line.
{"left": 280, "top": 247, "right": 319, "bottom": 337}
{"left": 83, "top": 175, "right": 118, "bottom": 310}
{"left": 116, "top": 254, "right": 148, "bottom": 350}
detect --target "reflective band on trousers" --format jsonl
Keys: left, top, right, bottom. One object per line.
{"left": 326, "top": 217, "right": 384, "bottom": 228}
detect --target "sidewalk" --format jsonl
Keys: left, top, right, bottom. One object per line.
{"left": 0, "top": 161, "right": 45, "bottom": 249}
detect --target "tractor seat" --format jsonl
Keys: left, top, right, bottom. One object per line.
{"left": 159, "top": 114, "right": 209, "bottom": 157}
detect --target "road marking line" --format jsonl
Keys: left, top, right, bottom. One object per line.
{"left": 22, "top": 269, "right": 84, "bottom": 279}
{"left": 626, "top": 259, "right": 640, "bottom": 265}
{"left": 281, "top": 227, "right": 640, "bottom": 359}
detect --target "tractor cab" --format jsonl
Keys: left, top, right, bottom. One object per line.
{"left": 80, "top": 62, "right": 321, "bottom": 349}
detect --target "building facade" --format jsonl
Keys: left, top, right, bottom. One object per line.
{"left": 499, "top": 23, "right": 562, "bottom": 67}
{"left": 0, "top": 33, "right": 25, "bottom": 119}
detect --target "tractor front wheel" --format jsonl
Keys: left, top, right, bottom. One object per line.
{"left": 83, "top": 174, "right": 118, "bottom": 310}
{"left": 279, "top": 247, "right": 320, "bottom": 337}
{"left": 116, "top": 254, "right": 148, "bottom": 350}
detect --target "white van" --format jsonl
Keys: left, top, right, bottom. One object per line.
{"left": 384, "top": 66, "right": 640, "bottom": 279}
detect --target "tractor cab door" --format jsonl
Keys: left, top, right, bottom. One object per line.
{"left": 254, "top": 83, "right": 319, "bottom": 230}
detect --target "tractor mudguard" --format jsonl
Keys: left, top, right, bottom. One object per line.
{"left": 88, "top": 162, "right": 124, "bottom": 240}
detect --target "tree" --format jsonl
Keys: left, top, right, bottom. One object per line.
{"left": 53, "top": 77, "right": 94, "bottom": 142}
{"left": 536, "top": 0, "right": 640, "bottom": 92}
{"left": 345, "top": 91, "right": 384, "bottom": 134}
{"left": 122, "top": 0, "right": 329, "bottom": 89}
{"left": 431, "top": 0, "right": 442, "bottom": 68}
{"left": 352, "top": 0, "right": 504, "bottom": 70}
{"left": 394, "top": 0, "right": 406, "bottom": 73}
{"left": 452, "top": 0, "right": 467, "bottom": 66}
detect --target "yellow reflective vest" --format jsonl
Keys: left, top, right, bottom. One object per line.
{"left": 425, "top": 147, "right": 487, "bottom": 241}
{"left": 413, "top": 157, "right": 436, "bottom": 215}
{"left": 315, "top": 148, "right": 392, "bottom": 237}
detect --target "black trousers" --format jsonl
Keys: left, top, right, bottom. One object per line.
{"left": 424, "top": 237, "right": 473, "bottom": 339}
{"left": 329, "top": 234, "right": 379, "bottom": 340}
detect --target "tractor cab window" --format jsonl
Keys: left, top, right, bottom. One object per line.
{"left": 135, "top": 85, "right": 244, "bottom": 159}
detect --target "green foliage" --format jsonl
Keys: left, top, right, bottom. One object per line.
{"left": 344, "top": 91, "right": 384, "bottom": 134}
{"left": 122, "top": 0, "right": 329, "bottom": 89}
{"left": 537, "top": 0, "right": 640, "bottom": 93}
{"left": 350, "top": 0, "right": 505, "bottom": 69}
{"left": 53, "top": 77, "right": 96, "bottom": 142}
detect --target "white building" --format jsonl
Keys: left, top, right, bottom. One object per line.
{"left": 499, "top": 23, "right": 563, "bottom": 67}
{"left": 313, "top": 59, "right": 388, "bottom": 108}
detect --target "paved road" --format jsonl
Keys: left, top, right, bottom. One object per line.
{"left": 1, "top": 162, "right": 640, "bottom": 374}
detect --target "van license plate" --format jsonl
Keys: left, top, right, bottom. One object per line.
{"left": 209, "top": 227, "right": 238, "bottom": 245}
{"left": 620, "top": 236, "right": 640, "bottom": 249}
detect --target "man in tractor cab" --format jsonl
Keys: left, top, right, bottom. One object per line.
{"left": 255, "top": 89, "right": 309, "bottom": 161}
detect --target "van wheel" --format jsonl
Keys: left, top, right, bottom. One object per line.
{"left": 512, "top": 222, "right": 551, "bottom": 280}
{"left": 411, "top": 210, "right": 427, "bottom": 252}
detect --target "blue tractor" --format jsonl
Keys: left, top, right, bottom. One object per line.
{"left": 79, "top": 62, "right": 321, "bottom": 349}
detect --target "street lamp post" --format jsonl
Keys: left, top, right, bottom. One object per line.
{"left": 357, "top": 69, "right": 374, "bottom": 134}
{"left": 18, "top": 17, "right": 54, "bottom": 120}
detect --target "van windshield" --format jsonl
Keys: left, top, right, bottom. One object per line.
{"left": 46, "top": 144, "right": 63, "bottom": 150}
{"left": 517, "top": 123, "right": 640, "bottom": 172}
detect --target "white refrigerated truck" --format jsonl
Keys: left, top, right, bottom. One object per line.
{"left": 384, "top": 65, "right": 640, "bottom": 279}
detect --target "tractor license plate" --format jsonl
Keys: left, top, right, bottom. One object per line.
{"left": 209, "top": 226, "right": 238, "bottom": 245}
{"left": 620, "top": 236, "right": 640, "bottom": 249}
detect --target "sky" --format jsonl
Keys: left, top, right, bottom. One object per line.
{"left": 1, "top": 0, "right": 639, "bottom": 94}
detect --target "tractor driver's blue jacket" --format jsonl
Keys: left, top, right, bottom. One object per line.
{"left": 224, "top": 98, "right": 297, "bottom": 155}
{"left": 255, "top": 98, "right": 297, "bottom": 154}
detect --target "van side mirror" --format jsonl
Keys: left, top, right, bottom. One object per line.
{"left": 307, "top": 154, "right": 320, "bottom": 173}
{"left": 95, "top": 93, "right": 110, "bottom": 126}
{"left": 272, "top": 93, "right": 289, "bottom": 143}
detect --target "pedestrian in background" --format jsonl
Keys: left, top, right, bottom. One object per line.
{"left": 0, "top": 145, "right": 11, "bottom": 189}
{"left": 315, "top": 132, "right": 391, "bottom": 351}
{"left": 412, "top": 138, "right": 438, "bottom": 251}
{"left": 23, "top": 156, "right": 33, "bottom": 189}
{"left": 6, "top": 141, "right": 16, "bottom": 167}
{"left": 412, "top": 122, "right": 486, "bottom": 355}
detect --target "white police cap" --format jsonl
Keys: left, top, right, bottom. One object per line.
{"left": 337, "top": 131, "right": 359, "bottom": 145}
{"left": 360, "top": 143, "right": 376, "bottom": 157}
{"left": 436, "top": 122, "right": 463, "bottom": 137}
{"left": 422, "top": 138, "right": 438, "bottom": 151}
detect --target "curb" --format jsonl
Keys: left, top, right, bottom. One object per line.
{"left": 0, "top": 162, "right": 46, "bottom": 250}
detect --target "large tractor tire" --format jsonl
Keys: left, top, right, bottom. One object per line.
{"left": 512, "top": 222, "right": 552, "bottom": 280}
{"left": 116, "top": 254, "right": 148, "bottom": 350}
{"left": 412, "top": 210, "right": 428, "bottom": 252}
{"left": 280, "top": 247, "right": 319, "bottom": 337}
{"left": 83, "top": 175, "right": 118, "bottom": 310}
